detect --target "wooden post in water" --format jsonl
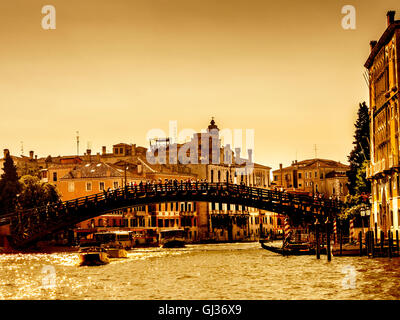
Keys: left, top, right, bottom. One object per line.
{"left": 371, "top": 230, "right": 375, "bottom": 258}
{"left": 339, "top": 225, "right": 343, "bottom": 256}
{"left": 380, "top": 230, "right": 384, "bottom": 256}
{"left": 396, "top": 230, "right": 399, "bottom": 257}
{"left": 366, "top": 231, "right": 369, "bottom": 256}
{"left": 388, "top": 230, "right": 393, "bottom": 259}
{"left": 326, "top": 218, "right": 331, "bottom": 261}
{"left": 315, "top": 219, "right": 320, "bottom": 259}
{"left": 359, "top": 231, "right": 362, "bottom": 256}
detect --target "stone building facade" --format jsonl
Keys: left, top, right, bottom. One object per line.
{"left": 365, "top": 11, "right": 400, "bottom": 237}
{"left": 272, "top": 158, "right": 349, "bottom": 200}
{"left": 0, "top": 119, "right": 274, "bottom": 243}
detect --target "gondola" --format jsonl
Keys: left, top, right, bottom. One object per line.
{"left": 260, "top": 240, "right": 325, "bottom": 256}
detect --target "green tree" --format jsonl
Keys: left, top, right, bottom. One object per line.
{"left": 347, "top": 102, "right": 370, "bottom": 195}
{"left": 0, "top": 153, "right": 21, "bottom": 215}
{"left": 18, "top": 175, "right": 60, "bottom": 210}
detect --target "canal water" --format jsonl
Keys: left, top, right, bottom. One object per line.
{"left": 0, "top": 242, "right": 399, "bottom": 300}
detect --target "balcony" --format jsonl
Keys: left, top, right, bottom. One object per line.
{"left": 382, "top": 158, "right": 390, "bottom": 172}
{"left": 366, "top": 162, "right": 372, "bottom": 179}
{"left": 389, "top": 154, "right": 399, "bottom": 168}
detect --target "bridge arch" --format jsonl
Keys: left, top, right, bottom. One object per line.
{"left": 7, "top": 183, "right": 343, "bottom": 248}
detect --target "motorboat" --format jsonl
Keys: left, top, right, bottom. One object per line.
{"left": 79, "top": 247, "right": 110, "bottom": 266}
{"left": 104, "top": 245, "right": 128, "bottom": 258}
{"left": 159, "top": 229, "right": 186, "bottom": 248}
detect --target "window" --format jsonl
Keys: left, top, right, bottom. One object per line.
{"left": 274, "top": 175, "right": 278, "bottom": 181}
{"left": 315, "top": 171, "right": 317, "bottom": 178}
{"left": 120, "top": 147, "right": 123, "bottom": 154}
{"left": 68, "top": 182, "right": 75, "bottom": 192}
{"left": 53, "top": 172, "right": 57, "bottom": 182}
{"left": 298, "top": 173, "right": 302, "bottom": 179}
{"left": 99, "top": 182, "right": 105, "bottom": 191}
{"left": 305, "top": 173, "right": 307, "bottom": 178}
{"left": 114, "top": 181, "right": 119, "bottom": 189}
{"left": 86, "top": 182, "right": 92, "bottom": 191}
{"left": 299, "top": 183, "right": 302, "bottom": 187}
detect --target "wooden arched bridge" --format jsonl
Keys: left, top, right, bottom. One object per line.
{"left": 0, "top": 182, "right": 344, "bottom": 248}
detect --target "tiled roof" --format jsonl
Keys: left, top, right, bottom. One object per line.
{"left": 272, "top": 158, "right": 349, "bottom": 173}
{"left": 61, "top": 162, "right": 136, "bottom": 179}
{"left": 365, "top": 20, "right": 400, "bottom": 68}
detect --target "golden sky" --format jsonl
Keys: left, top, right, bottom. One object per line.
{"left": 0, "top": 0, "right": 399, "bottom": 170}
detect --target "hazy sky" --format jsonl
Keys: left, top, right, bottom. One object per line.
{"left": 0, "top": 0, "right": 399, "bottom": 170}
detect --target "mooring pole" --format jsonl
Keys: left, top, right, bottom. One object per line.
{"left": 326, "top": 218, "right": 331, "bottom": 261}
{"left": 359, "top": 231, "right": 362, "bottom": 257}
{"left": 380, "top": 230, "right": 384, "bottom": 256}
{"left": 371, "top": 230, "right": 375, "bottom": 258}
{"left": 389, "top": 230, "right": 393, "bottom": 259}
{"left": 315, "top": 219, "right": 320, "bottom": 259}
{"left": 339, "top": 224, "right": 343, "bottom": 256}
{"left": 396, "top": 230, "right": 399, "bottom": 257}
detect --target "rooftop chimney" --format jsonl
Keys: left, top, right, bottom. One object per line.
{"left": 235, "top": 147, "right": 241, "bottom": 160}
{"left": 29, "top": 151, "right": 34, "bottom": 159}
{"left": 102, "top": 146, "right": 106, "bottom": 155}
{"left": 3, "top": 149, "right": 9, "bottom": 158}
{"left": 86, "top": 149, "right": 91, "bottom": 155}
{"left": 369, "top": 40, "right": 377, "bottom": 52}
{"left": 247, "top": 149, "right": 253, "bottom": 163}
{"left": 387, "top": 11, "right": 396, "bottom": 27}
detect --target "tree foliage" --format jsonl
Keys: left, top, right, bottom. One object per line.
{"left": 346, "top": 102, "right": 370, "bottom": 195}
{"left": 17, "top": 175, "right": 60, "bottom": 210}
{"left": 0, "top": 153, "right": 21, "bottom": 215}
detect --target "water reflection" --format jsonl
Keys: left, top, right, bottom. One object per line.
{"left": 0, "top": 242, "right": 399, "bottom": 300}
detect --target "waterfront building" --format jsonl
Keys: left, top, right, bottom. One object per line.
{"left": 2, "top": 119, "right": 273, "bottom": 243}
{"left": 365, "top": 11, "right": 400, "bottom": 237}
{"left": 147, "top": 119, "right": 272, "bottom": 241}
{"left": 272, "top": 158, "right": 349, "bottom": 201}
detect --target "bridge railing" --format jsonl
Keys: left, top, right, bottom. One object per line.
{"left": 5, "top": 182, "right": 344, "bottom": 221}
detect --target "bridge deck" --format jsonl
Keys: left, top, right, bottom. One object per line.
{"left": 2, "top": 183, "right": 344, "bottom": 248}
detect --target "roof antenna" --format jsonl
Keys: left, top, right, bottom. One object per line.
{"left": 20, "top": 141, "right": 24, "bottom": 156}
{"left": 76, "top": 131, "right": 80, "bottom": 156}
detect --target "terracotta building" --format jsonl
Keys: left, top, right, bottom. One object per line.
{"left": 272, "top": 158, "right": 349, "bottom": 200}
{"left": 2, "top": 119, "right": 274, "bottom": 243}
{"left": 365, "top": 11, "right": 400, "bottom": 237}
